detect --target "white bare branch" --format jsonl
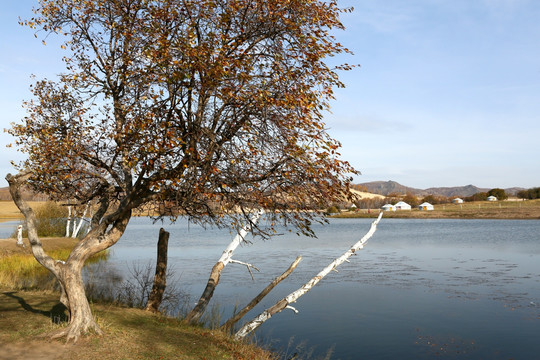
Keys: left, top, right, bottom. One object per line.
{"left": 286, "top": 305, "right": 299, "bottom": 314}
{"left": 234, "top": 212, "right": 383, "bottom": 339}
{"left": 229, "top": 259, "right": 260, "bottom": 280}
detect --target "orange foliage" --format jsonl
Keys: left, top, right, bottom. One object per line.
{"left": 11, "top": 0, "right": 357, "bottom": 235}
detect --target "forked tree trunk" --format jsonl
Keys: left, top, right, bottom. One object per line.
{"left": 184, "top": 210, "right": 262, "bottom": 324}
{"left": 72, "top": 204, "right": 89, "bottom": 238}
{"left": 145, "top": 228, "right": 169, "bottom": 313}
{"left": 7, "top": 172, "right": 131, "bottom": 342}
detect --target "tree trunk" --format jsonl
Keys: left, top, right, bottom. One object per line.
{"left": 184, "top": 210, "right": 262, "bottom": 324}
{"left": 16, "top": 225, "right": 24, "bottom": 247}
{"left": 7, "top": 172, "right": 132, "bottom": 342}
{"left": 72, "top": 204, "right": 89, "bottom": 238}
{"left": 145, "top": 228, "right": 169, "bottom": 313}
{"left": 51, "top": 265, "right": 103, "bottom": 342}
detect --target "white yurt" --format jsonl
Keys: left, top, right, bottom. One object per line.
{"left": 452, "top": 198, "right": 464, "bottom": 204}
{"left": 418, "top": 202, "right": 434, "bottom": 211}
{"left": 381, "top": 204, "right": 396, "bottom": 211}
{"left": 394, "top": 201, "right": 411, "bottom": 210}
{"left": 487, "top": 196, "right": 497, "bottom": 201}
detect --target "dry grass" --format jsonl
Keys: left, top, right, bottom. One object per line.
{"left": 0, "top": 201, "right": 46, "bottom": 220}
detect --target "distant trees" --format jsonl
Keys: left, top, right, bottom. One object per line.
{"left": 487, "top": 188, "right": 508, "bottom": 200}
{"left": 420, "top": 194, "right": 448, "bottom": 205}
{"left": 465, "top": 192, "right": 488, "bottom": 202}
{"left": 517, "top": 187, "right": 540, "bottom": 199}
{"left": 402, "top": 193, "right": 420, "bottom": 207}
{"left": 465, "top": 188, "right": 510, "bottom": 202}
{"left": 354, "top": 198, "right": 387, "bottom": 209}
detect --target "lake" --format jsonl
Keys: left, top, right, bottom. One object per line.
{"left": 4, "top": 217, "right": 540, "bottom": 359}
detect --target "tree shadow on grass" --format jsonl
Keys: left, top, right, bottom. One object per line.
{"left": 1, "top": 291, "right": 69, "bottom": 323}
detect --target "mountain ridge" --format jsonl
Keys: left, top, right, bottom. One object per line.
{"left": 358, "top": 180, "right": 523, "bottom": 197}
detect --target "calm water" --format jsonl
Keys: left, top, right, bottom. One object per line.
{"left": 4, "top": 217, "right": 540, "bottom": 359}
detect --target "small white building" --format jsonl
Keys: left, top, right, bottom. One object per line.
{"left": 487, "top": 196, "right": 497, "bottom": 201}
{"left": 452, "top": 198, "right": 464, "bottom": 204}
{"left": 394, "top": 201, "right": 411, "bottom": 210}
{"left": 418, "top": 202, "right": 434, "bottom": 211}
{"left": 381, "top": 204, "right": 396, "bottom": 211}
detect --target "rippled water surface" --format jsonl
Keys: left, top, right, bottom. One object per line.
{"left": 7, "top": 217, "right": 540, "bottom": 359}
{"left": 105, "top": 217, "right": 540, "bottom": 359}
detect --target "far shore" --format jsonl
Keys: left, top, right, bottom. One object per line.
{"left": 1, "top": 199, "right": 539, "bottom": 228}
{"left": 332, "top": 199, "right": 540, "bottom": 220}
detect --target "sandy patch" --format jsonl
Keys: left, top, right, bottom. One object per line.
{"left": 350, "top": 189, "right": 385, "bottom": 199}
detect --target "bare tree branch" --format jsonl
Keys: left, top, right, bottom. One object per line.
{"left": 234, "top": 212, "right": 383, "bottom": 339}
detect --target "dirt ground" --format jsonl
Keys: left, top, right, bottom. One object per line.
{"left": 0, "top": 341, "right": 70, "bottom": 360}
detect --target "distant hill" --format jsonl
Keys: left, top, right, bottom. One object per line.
{"left": 0, "top": 187, "right": 49, "bottom": 201}
{"left": 359, "top": 181, "right": 522, "bottom": 197}
{"left": 424, "top": 185, "right": 489, "bottom": 197}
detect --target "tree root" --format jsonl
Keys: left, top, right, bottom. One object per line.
{"left": 46, "top": 318, "right": 104, "bottom": 343}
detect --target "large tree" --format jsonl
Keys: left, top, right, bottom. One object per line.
{"left": 8, "top": 0, "right": 356, "bottom": 341}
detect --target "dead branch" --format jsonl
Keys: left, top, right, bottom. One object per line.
{"left": 221, "top": 255, "right": 302, "bottom": 332}
{"left": 234, "top": 212, "right": 383, "bottom": 339}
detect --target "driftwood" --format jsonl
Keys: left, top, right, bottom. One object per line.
{"left": 185, "top": 210, "right": 263, "bottom": 324}
{"left": 221, "top": 256, "right": 302, "bottom": 332}
{"left": 145, "top": 228, "right": 170, "bottom": 313}
{"left": 234, "top": 212, "right": 383, "bottom": 339}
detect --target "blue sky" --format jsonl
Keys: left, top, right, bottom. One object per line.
{"left": 1, "top": 1, "right": 539, "bottom": 190}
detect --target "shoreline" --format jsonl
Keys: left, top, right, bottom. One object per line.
{"left": 2, "top": 200, "right": 540, "bottom": 224}
{"left": 332, "top": 199, "right": 540, "bottom": 220}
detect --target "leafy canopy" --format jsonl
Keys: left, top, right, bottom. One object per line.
{"left": 11, "top": 0, "right": 357, "bottom": 235}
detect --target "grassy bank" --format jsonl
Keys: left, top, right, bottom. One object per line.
{"left": 0, "top": 288, "right": 274, "bottom": 360}
{"left": 332, "top": 199, "right": 540, "bottom": 220}
{"left": 0, "top": 237, "right": 275, "bottom": 360}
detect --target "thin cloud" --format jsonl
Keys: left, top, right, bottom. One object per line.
{"left": 327, "top": 114, "right": 413, "bottom": 134}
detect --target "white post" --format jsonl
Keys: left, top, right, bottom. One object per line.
{"left": 65, "top": 206, "right": 72, "bottom": 238}
{"left": 16, "top": 225, "right": 25, "bottom": 247}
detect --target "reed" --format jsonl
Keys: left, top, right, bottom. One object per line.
{"left": 0, "top": 249, "right": 109, "bottom": 290}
